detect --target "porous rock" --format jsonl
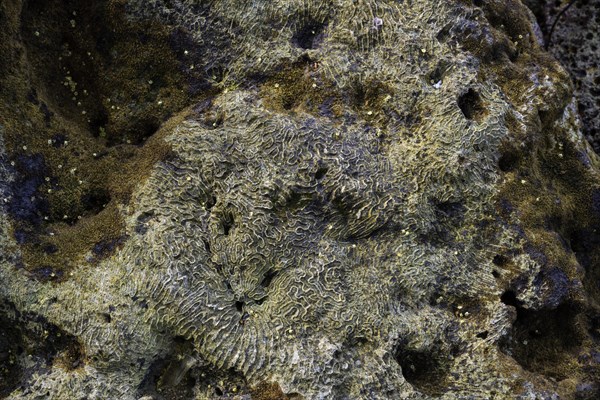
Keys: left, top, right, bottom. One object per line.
{"left": 1, "top": 0, "right": 599, "bottom": 399}
{"left": 524, "top": 0, "right": 600, "bottom": 153}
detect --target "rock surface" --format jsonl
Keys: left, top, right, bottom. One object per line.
{"left": 524, "top": 0, "right": 600, "bottom": 153}
{"left": 1, "top": 0, "right": 599, "bottom": 399}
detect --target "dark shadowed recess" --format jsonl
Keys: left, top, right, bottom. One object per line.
{"left": 0, "top": 300, "right": 84, "bottom": 397}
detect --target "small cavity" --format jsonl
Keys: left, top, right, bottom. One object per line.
{"left": 498, "top": 148, "right": 520, "bottom": 172}
{"left": 457, "top": 88, "right": 486, "bottom": 121}
{"left": 395, "top": 347, "right": 449, "bottom": 396}
{"left": 292, "top": 21, "right": 327, "bottom": 49}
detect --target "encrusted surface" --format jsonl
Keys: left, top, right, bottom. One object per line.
{"left": 525, "top": 0, "right": 600, "bottom": 152}
{"left": 1, "top": 0, "right": 600, "bottom": 399}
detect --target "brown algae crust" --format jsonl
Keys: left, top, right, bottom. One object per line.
{"left": 0, "top": 0, "right": 207, "bottom": 280}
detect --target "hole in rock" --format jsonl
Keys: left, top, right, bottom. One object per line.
{"left": 500, "top": 290, "right": 519, "bottom": 307}
{"left": 499, "top": 303, "right": 583, "bottom": 380}
{"left": 260, "top": 269, "right": 278, "bottom": 289}
{"left": 493, "top": 254, "right": 508, "bottom": 266}
{"left": 292, "top": 20, "right": 327, "bottom": 49}
{"left": 498, "top": 149, "right": 521, "bottom": 172}
{"left": 457, "top": 88, "right": 486, "bottom": 121}
{"left": 81, "top": 188, "right": 111, "bottom": 215}
{"left": 476, "top": 331, "right": 489, "bottom": 339}
{"left": 395, "top": 346, "right": 449, "bottom": 396}
{"left": 235, "top": 301, "right": 244, "bottom": 312}
{"left": 315, "top": 166, "right": 328, "bottom": 181}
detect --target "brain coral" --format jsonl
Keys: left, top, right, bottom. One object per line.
{"left": 1, "top": 0, "right": 599, "bottom": 399}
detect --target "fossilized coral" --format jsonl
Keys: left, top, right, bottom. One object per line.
{"left": 1, "top": 0, "right": 600, "bottom": 399}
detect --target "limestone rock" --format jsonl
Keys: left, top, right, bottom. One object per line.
{"left": 1, "top": 0, "right": 599, "bottom": 399}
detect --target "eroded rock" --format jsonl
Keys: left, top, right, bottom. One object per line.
{"left": 1, "top": 0, "right": 599, "bottom": 399}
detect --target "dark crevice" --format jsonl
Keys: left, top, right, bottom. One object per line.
{"left": 292, "top": 20, "right": 327, "bottom": 49}
{"left": 315, "top": 166, "right": 328, "bottom": 181}
{"left": 81, "top": 188, "right": 111, "bottom": 216}
{"left": 498, "top": 148, "right": 521, "bottom": 172}
{"left": 499, "top": 302, "right": 584, "bottom": 380}
{"left": 222, "top": 212, "right": 234, "bottom": 236}
{"left": 394, "top": 346, "right": 450, "bottom": 396}
{"left": 493, "top": 254, "right": 509, "bottom": 266}
{"left": 500, "top": 289, "right": 519, "bottom": 307}
{"left": 202, "top": 238, "right": 211, "bottom": 254}
{"left": 457, "top": 88, "right": 486, "bottom": 121}
{"left": 235, "top": 301, "right": 244, "bottom": 313}
{"left": 1, "top": 300, "right": 84, "bottom": 397}
{"left": 260, "top": 269, "right": 279, "bottom": 289}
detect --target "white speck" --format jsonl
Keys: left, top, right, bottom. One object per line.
{"left": 433, "top": 80, "right": 442, "bottom": 89}
{"left": 22, "top": 145, "right": 27, "bottom": 151}
{"left": 367, "top": 110, "right": 373, "bottom": 115}
{"left": 373, "top": 17, "right": 383, "bottom": 29}
{"left": 184, "top": 50, "right": 189, "bottom": 55}
{"left": 157, "top": 100, "right": 163, "bottom": 105}
{"left": 274, "top": 83, "right": 280, "bottom": 88}
{"left": 520, "top": 179, "right": 527, "bottom": 184}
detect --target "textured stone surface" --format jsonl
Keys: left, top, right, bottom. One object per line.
{"left": 1, "top": 0, "right": 600, "bottom": 399}
{"left": 525, "top": 0, "right": 600, "bottom": 152}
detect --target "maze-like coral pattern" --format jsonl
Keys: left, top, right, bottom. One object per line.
{"left": 1, "top": 0, "right": 599, "bottom": 399}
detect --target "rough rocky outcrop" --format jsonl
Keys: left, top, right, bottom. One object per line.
{"left": 525, "top": 0, "right": 600, "bottom": 152}
{"left": 1, "top": 0, "right": 599, "bottom": 399}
